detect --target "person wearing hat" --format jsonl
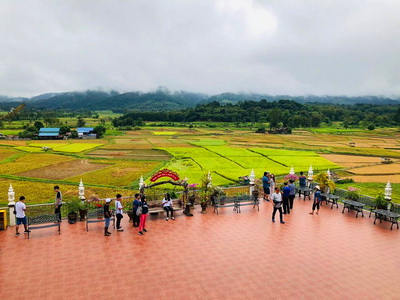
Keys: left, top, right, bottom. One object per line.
{"left": 309, "top": 185, "right": 322, "bottom": 215}
{"left": 104, "top": 198, "right": 112, "bottom": 236}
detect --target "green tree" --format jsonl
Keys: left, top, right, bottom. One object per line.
{"left": 77, "top": 117, "right": 86, "bottom": 127}
{"left": 93, "top": 125, "right": 106, "bottom": 138}
{"left": 59, "top": 125, "right": 70, "bottom": 135}
{"left": 34, "top": 121, "right": 44, "bottom": 129}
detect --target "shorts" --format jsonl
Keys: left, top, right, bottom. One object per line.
{"left": 104, "top": 218, "right": 111, "bottom": 227}
{"left": 263, "top": 187, "right": 270, "bottom": 195}
{"left": 16, "top": 216, "right": 27, "bottom": 225}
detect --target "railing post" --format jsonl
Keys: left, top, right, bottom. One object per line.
{"left": 78, "top": 179, "right": 85, "bottom": 200}
{"left": 385, "top": 181, "right": 392, "bottom": 210}
{"left": 7, "top": 184, "right": 16, "bottom": 227}
{"left": 249, "top": 169, "right": 255, "bottom": 195}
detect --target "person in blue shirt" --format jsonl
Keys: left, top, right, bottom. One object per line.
{"left": 288, "top": 179, "right": 296, "bottom": 210}
{"left": 310, "top": 185, "right": 322, "bottom": 215}
{"left": 262, "top": 172, "right": 270, "bottom": 201}
{"left": 299, "top": 171, "right": 307, "bottom": 188}
{"left": 132, "top": 193, "right": 141, "bottom": 227}
{"left": 282, "top": 182, "right": 291, "bottom": 214}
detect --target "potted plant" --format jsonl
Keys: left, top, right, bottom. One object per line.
{"left": 78, "top": 198, "right": 87, "bottom": 221}
{"left": 375, "top": 193, "right": 388, "bottom": 209}
{"left": 313, "top": 173, "right": 336, "bottom": 194}
{"left": 67, "top": 199, "right": 81, "bottom": 224}
{"left": 210, "top": 186, "right": 225, "bottom": 206}
{"left": 188, "top": 183, "right": 198, "bottom": 207}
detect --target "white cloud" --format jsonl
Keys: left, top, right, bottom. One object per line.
{"left": 0, "top": 0, "right": 399, "bottom": 97}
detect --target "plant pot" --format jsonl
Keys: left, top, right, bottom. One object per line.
{"left": 200, "top": 202, "right": 207, "bottom": 214}
{"left": 68, "top": 212, "right": 78, "bottom": 224}
{"left": 189, "top": 195, "right": 196, "bottom": 207}
{"left": 78, "top": 209, "right": 87, "bottom": 221}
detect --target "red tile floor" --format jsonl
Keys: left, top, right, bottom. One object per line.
{"left": 1, "top": 196, "right": 400, "bottom": 300}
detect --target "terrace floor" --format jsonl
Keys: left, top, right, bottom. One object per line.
{"left": 1, "top": 195, "right": 400, "bottom": 300}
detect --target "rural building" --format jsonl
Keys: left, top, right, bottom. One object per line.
{"left": 38, "top": 128, "right": 60, "bottom": 139}
{"left": 77, "top": 127, "right": 96, "bottom": 139}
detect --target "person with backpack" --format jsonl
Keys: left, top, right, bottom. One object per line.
{"left": 271, "top": 187, "right": 285, "bottom": 224}
{"left": 132, "top": 193, "right": 141, "bottom": 227}
{"left": 138, "top": 195, "right": 149, "bottom": 235}
{"left": 104, "top": 198, "right": 112, "bottom": 236}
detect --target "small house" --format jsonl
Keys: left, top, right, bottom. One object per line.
{"left": 38, "top": 128, "right": 60, "bottom": 139}
{"left": 77, "top": 127, "right": 96, "bottom": 139}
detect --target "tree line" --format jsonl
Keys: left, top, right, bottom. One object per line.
{"left": 112, "top": 100, "right": 400, "bottom": 129}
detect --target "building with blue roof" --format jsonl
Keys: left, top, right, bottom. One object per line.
{"left": 38, "top": 128, "right": 60, "bottom": 139}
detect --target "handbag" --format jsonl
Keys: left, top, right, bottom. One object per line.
{"left": 136, "top": 206, "right": 142, "bottom": 216}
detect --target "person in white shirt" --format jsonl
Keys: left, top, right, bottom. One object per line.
{"left": 115, "top": 194, "right": 124, "bottom": 231}
{"left": 162, "top": 193, "right": 175, "bottom": 221}
{"left": 15, "top": 196, "right": 30, "bottom": 236}
{"left": 271, "top": 187, "right": 285, "bottom": 224}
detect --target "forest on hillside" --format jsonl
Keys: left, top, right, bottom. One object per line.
{"left": 113, "top": 100, "right": 400, "bottom": 129}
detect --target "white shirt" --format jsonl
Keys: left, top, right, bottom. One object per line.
{"left": 271, "top": 192, "right": 282, "bottom": 203}
{"left": 15, "top": 201, "right": 26, "bottom": 218}
{"left": 115, "top": 200, "right": 123, "bottom": 214}
{"left": 162, "top": 198, "right": 172, "bottom": 207}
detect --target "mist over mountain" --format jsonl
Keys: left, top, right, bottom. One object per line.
{"left": 0, "top": 90, "right": 399, "bottom": 112}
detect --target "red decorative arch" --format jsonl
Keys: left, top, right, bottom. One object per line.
{"left": 150, "top": 169, "right": 180, "bottom": 182}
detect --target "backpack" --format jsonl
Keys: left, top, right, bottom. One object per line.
{"left": 136, "top": 206, "right": 142, "bottom": 216}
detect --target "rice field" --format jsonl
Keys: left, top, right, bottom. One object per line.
{"left": 0, "top": 125, "right": 399, "bottom": 204}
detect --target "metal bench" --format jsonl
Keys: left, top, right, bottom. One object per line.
{"left": 297, "top": 187, "right": 311, "bottom": 201}
{"left": 321, "top": 193, "right": 340, "bottom": 209}
{"left": 373, "top": 206, "right": 400, "bottom": 230}
{"left": 236, "top": 195, "right": 260, "bottom": 212}
{"left": 27, "top": 214, "right": 60, "bottom": 239}
{"left": 214, "top": 196, "right": 239, "bottom": 215}
{"left": 342, "top": 200, "right": 365, "bottom": 218}
{"left": 86, "top": 209, "right": 115, "bottom": 232}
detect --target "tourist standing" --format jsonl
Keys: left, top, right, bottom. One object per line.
{"left": 288, "top": 179, "right": 296, "bottom": 210}
{"left": 15, "top": 196, "right": 30, "bottom": 236}
{"left": 162, "top": 193, "right": 175, "bottom": 221}
{"left": 104, "top": 198, "right": 112, "bottom": 236}
{"left": 54, "top": 186, "right": 62, "bottom": 222}
{"left": 282, "top": 182, "right": 291, "bottom": 214}
{"left": 271, "top": 187, "right": 285, "bottom": 224}
{"left": 262, "top": 172, "right": 271, "bottom": 201}
{"left": 132, "top": 193, "right": 141, "bottom": 227}
{"left": 138, "top": 195, "right": 149, "bottom": 235}
{"left": 269, "top": 174, "right": 276, "bottom": 199}
{"left": 299, "top": 171, "right": 307, "bottom": 188}
{"left": 309, "top": 185, "right": 322, "bottom": 215}
{"left": 115, "top": 194, "right": 124, "bottom": 231}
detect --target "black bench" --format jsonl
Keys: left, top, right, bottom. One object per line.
{"left": 321, "top": 193, "right": 340, "bottom": 209}
{"left": 86, "top": 209, "right": 115, "bottom": 232}
{"left": 297, "top": 186, "right": 311, "bottom": 201}
{"left": 237, "top": 195, "right": 260, "bottom": 212}
{"left": 373, "top": 207, "right": 400, "bottom": 230}
{"left": 214, "top": 196, "right": 239, "bottom": 215}
{"left": 342, "top": 200, "right": 365, "bottom": 218}
{"left": 214, "top": 195, "right": 259, "bottom": 215}
{"left": 27, "top": 214, "right": 60, "bottom": 239}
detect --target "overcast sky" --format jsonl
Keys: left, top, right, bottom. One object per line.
{"left": 1, "top": 0, "right": 399, "bottom": 97}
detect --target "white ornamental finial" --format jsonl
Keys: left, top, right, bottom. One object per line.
{"left": 78, "top": 179, "right": 85, "bottom": 199}
{"left": 308, "top": 165, "right": 314, "bottom": 180}
{"left": 327, "top": 169, "right": 332, "bottom": 180}
{"left": 249, "top": 169, "right": 255, "bottom": 185}
{"left": 139, "top": 176, "right": 144, "bottom": 189}
{"left": 385, "top": 181, "right": 392, "bottom": 200}
{"left": 207, "top": 171, "right": 212, "bottom": 188}
{"left": 8, "top": 183, "right": 15, "bottom": 204}
{"left": 290, "top": 166, "right": 295, "bottom": 175}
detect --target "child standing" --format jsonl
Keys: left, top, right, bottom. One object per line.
{"left": 138, "top": 195, "right": 149, "bottom": 235}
